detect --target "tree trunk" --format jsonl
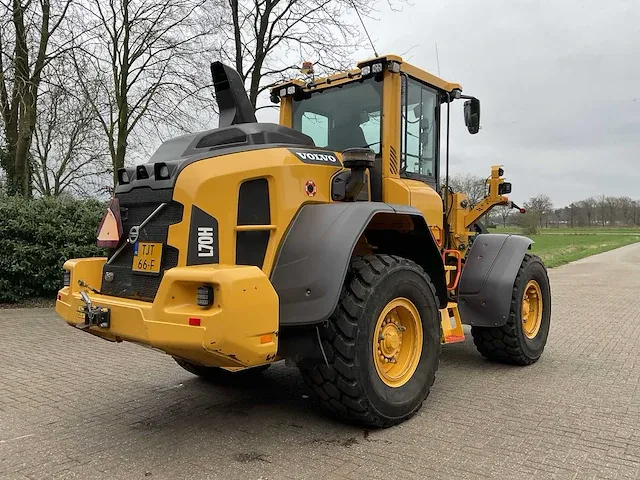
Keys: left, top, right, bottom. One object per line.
{"left": 0, "top": 0, "right": 54, "bottom": 196}
{"left": 113, "top": 140, "right": 126, "bottom": 186}
{"left": 229, "top": 0, "right": 243, "bottom": 79}
{"left": 0, "top": 144, "right": 17, "bottom": 194}
{"left": 112, "top": 0, "right": 130, "bottom": 186}
{"left": 14, "top": 132, "right": 32, "bottom": 196}
{"left": 247, "top": 0, "right": 272, "bottom": 108}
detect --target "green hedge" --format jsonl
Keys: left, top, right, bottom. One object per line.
{"left": 0, "top": 197, "right": 106, "bottom": 303}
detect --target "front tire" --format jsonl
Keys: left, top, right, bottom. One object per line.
{"left": 299, "top": 255, "right": 441, "bottom": 427}
{"left": 471, "top": 254, "right": 551, "bottom": 365}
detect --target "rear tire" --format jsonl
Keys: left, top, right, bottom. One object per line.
{"left": 174, "top": 358, "right": 271, "bottom": 383}
{"left": 471, "top": 254, "right": 551, "bottom": 365}
{"left": 299, "top": 254, "right": 441, "bottom": 427}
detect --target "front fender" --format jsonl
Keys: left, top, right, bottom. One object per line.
{"left": 458, "top": 234, "right": 533, "bottom": 327}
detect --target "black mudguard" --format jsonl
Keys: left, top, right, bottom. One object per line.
{"left": 271, "top": 203, "right": 446, "bottom": 326}
{"left": 458, "top": 234, "right": 533, "bottom": 327}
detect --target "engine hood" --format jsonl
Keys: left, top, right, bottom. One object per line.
{"left": 115, "top": 122, "right": 327, "bottom": 194}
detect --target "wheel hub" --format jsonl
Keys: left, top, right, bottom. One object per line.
{"left": 380, "top": 320, "right": 402, "bottom": 359}
{"left": 521, "top": 280, "right": 543, "bottom": 339}
{"left": 373, "top": 298, "right": 423, "bottom": 387}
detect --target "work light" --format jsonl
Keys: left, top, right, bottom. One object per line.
{"left": 197, "top": 285, "right": 213, "bottom": 307}
{"left": 136, "top": 165, "right": 149, "bottom": 180}
{"left": 154, "top": 162, "right": 170, "bottom": 180}
{"left": 117, "top": 168, "right": 130, "bottom": 184}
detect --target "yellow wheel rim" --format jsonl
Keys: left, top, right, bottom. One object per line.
{"left": 522, "top": 280, "right": 543, "bottom": 339}
{"left": 372, "top": 298, "right": 423, "bottom": 388}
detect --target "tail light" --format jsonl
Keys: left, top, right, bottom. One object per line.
{"left": 197, "top": 285, "right": 213, "bottom": 307}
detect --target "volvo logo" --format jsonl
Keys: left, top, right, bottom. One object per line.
{"left": 128, "top": 226, "right": 140, "bottom": 244}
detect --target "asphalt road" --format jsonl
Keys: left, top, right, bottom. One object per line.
{"left": 1, "top": 244, "right": 640, "bottom": 480}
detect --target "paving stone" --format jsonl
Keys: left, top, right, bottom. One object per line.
{"left": 1, "top": 243, "right": 640, "bottom": 479}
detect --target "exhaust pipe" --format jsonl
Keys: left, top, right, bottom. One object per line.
{"left": 210, "top": 62, "right": 257, "bottom": 127}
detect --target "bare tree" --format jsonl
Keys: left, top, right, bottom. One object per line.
{"left": 524, "top": 194, "right": 553, "bottom": 228}
{"left": 507, "top": 194, "right": 640, "bottom": 230}
{"left": 71, "top": 0, "right": 214, "bottom": 186}
{"left": 567, "top": 202, "right": 578, "bottom": 228}
{"left": 629, "top": 200, "right": 640, "bottom": 225}
{"left": 31, "top": 61, "right": 110, "bottom": 197}
{"left": 214, "top": 0, "right": 400, "bottom": 109}
{"left": 580, "top": 197, "right": 596, "bottom": 226}
{"left": 618, "top": 196, "right": 633, "bottom": 225}
{"left": 447, "top": 173, "right": 487, "bottom": 206}
{"left": 604, "top": 196, "right": 618, "bottom": 226}
{"left": 596, "top": 194, "right": 607, "bottom": 226}
{"left": 0, "top": 0, "right": 72, "bottom": 196}
{"left": 495, "top": 204, "right": 512, "bottom": 227}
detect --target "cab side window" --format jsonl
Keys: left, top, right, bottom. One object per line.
{"left": 298, "top": 112, "right": 329, "bottom": 147}
{"left": 401, "top": 78, "right": 438, "bottom": 179}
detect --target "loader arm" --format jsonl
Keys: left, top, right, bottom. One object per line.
{"left": 463, "top": 165, "right": 510, "bottom": 229}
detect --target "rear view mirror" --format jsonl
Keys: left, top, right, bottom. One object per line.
{"left": 464, "top": 98, "right": 480, "bottom": 134}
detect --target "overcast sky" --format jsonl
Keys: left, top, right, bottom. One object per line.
{"left": 306, "top": 0, "right": 640, "bottom": 207}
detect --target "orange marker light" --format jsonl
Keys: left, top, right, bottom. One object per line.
{"left": 300, "top": 61, "right": 314, "bottom": 75}
{"left": 188, "top": 317, "right": 201, "bottom": 326}
{"left": 97, "top": 198, "right": 123, "bottom": 248}
{"left": 260, "top": 333, "right": 273, "bottom": 344}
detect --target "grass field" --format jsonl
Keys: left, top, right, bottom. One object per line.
{"left": 492, "top": 226, "right": 640, "bottom": 267}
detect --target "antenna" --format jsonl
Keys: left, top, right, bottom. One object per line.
{"left": 350, "top": 1, "right": 378, "bottom": 57}
{"left": 435, "top": 42, "right": 441, "bottom": 77}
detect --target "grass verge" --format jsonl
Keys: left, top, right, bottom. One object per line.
{"left": 526, "top": 233, "right": 640, "bottom": 267}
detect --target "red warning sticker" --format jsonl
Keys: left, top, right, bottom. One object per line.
{"left": 305, "top": 180, "right": 317, "bottom": 197}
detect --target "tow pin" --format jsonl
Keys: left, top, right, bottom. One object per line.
{"left": 76, "top": 281, "right": 110, "bottom": 329}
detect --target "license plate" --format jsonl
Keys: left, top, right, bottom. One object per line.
{"left": 132, "top": 242, "right": 162, "bottom": 273}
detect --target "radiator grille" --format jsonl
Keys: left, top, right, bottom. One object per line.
{"left": 101, "top": 187, "right": 183, "bottom": 301}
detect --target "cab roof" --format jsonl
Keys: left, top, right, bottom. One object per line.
{"left": 270, "top": 54, "right": 462, "bottom": 95}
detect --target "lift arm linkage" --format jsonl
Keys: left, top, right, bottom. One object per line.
{"left": 464, "top": 165, "right": 510, "bottom": 229}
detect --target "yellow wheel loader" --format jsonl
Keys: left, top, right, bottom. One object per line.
{"left": 56, "top": 55, "right": 551, "bottom": 427}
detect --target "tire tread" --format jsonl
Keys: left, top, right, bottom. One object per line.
{"left": 299, "top": 254, "right": 440, "bottom": 427}
{"left": 470, "top": 254, "right": 549, "bottom": 365}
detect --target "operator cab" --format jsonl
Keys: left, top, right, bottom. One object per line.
{"left": 273, "top": 55, "right": 480, "bottom": 203}
{"left": 291, "top": 78, "right": 382, "bottom": 154}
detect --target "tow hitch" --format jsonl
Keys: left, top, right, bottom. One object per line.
{"left": 76, "top": 290, "right": 111, "bottom": 330}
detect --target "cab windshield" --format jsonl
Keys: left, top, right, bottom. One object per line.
{"left": 292, "top": 78, "right": 382, "bottom": 154}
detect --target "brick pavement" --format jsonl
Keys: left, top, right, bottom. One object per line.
{"left": 1, "top": 244, "right": 640, "bottom": 479}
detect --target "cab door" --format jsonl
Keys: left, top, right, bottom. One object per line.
{"left": 399, "top": 76, "right": 443, "bottom": 232}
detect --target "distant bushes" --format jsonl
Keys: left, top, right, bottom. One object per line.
{"left": 521, "top": 212, "right": 541, "bottom": 235}
{"left": 0, "top": 197, "right": 105, "bottom": 303}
